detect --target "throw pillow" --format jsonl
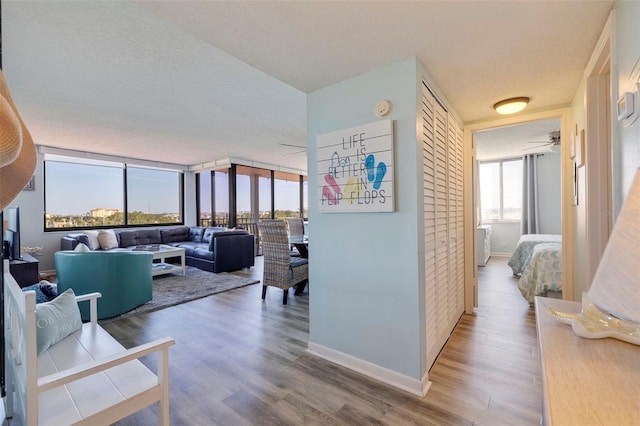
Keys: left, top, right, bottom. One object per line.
{"left": 84, "top": 230, "right": 101, "bottom": 250}
{"left": 35, "top": 288, "right": 82, "bottom": 356}
{"left": 74, "top": 242, "right": 91, "bottom": 252}
{"left": 22, "top": 283, "right": 51, "bottom": 304}
{"left": 98, "top": 229, "right": 118, "bottom": 250}
{"left": 38, "top": 280, "right": 58, "bottom": 301}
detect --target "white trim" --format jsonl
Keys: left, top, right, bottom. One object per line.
{"left": 583, "top": 10, "right": 614, "bottom": 289}
{"left": 490, "top": 251, "right": 513, "bottom": 257}
{"left": 189, "top": 156, "right": 307, "bottom": 176}
{"left": 306, "top": 342, "right": 431, "bottom": 397}
{"left": 38, "top": 145, "right": 187, "bottom": 171}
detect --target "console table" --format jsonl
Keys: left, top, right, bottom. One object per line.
{"left": 535, "top": 297, "right": 640, "bottom": 425}
{"left": 9, "top": 252, "right": 39, "bottom": 288}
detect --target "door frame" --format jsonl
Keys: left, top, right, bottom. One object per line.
{"left": 464, "top": 108, "right": 572, "bottom": 313}
{"left": 583, "top": 12, "right": 613, "bottom": 287}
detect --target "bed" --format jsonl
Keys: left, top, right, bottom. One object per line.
{"left": 517, "top": 242, "right": 563, "bottom": 304}
{"left": 508, "top": 234, "right": 562, "bottom": 275}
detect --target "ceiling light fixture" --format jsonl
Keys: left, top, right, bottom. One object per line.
{"left": 493, "top": 97, "right": 530, "bottom": 115}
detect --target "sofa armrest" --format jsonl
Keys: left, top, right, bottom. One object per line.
{"left": 61, "top": 235, "right": 80, "bottom": 251}
{"left": 212, "top": 233, "right": 255, "bottom": 273}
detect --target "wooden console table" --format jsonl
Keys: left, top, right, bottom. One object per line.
{"left": 9, "top": 252, "right": 39, "bottom": 288}
{"left": 535, "top": 297, "right": 640, "bottom": 425}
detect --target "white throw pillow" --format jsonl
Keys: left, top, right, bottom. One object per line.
{"left": 97, "top": 230, "right": 118, "bottom": 250}
{"left": 73, "top": 243, "right": 91, "bottom": 252}
{"left": 84, "top": 230, "right": 100, "bottom": 250}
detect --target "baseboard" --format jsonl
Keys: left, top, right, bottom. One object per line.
{"left": 306, "top": 342, "right": 431, "bottom": 397}
{"left": 489, "top": 252, "right": 512, "bottom": 258}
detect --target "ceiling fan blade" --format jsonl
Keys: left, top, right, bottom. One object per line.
{"left": 280, "top": 143, "right": 307, "bottom": 149}
{"left": 522, "top": 144, "right": 548, "bottom": 151}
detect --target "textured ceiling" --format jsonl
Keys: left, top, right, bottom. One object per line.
{"left": 476, "top": 118, "right": 562, "bottom": 161}
{"left": 2, "top": 1, "right": 613, "bottom": 171}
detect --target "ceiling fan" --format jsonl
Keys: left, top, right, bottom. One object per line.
{"left": 523, "top": 131, "right": 561, "bottom": 152}
{"left": 279, "top": 143, "right": 307, "bottom": 156}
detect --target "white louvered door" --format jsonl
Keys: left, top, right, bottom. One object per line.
{"left": 422, "top": 83, "right": 465, "bottom": 370}
{"left": 422, "top": 85, "right": 438, "bottom": 369}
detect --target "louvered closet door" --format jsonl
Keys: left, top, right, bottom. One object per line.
{"left": 447, "top": 118, "right": 459, "bottom": 334}
{"left": 434, "top": 97, "right": 450, "bottom": 348}
{"left": 455, "top": 125, "right": 465, "bottom": 315}
{"left": 422, "top": 85, "right": 438, "bottom": 369}
{"left": 423, "top": 83, "right": 465, "bottom": 370}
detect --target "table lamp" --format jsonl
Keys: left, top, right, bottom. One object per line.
{"left": 542, "top": 168, "right": 640, "bottom": 345}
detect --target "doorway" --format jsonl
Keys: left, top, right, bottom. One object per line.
{"left": 463, "top": 108, "right": 572, "bottom": 312}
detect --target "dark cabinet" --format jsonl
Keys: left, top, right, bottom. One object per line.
{"left": 9, "top": 253, "right": 39, "bottom": 287}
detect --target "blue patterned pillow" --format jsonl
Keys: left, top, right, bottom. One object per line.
{"left": 22, "top": 282, "right": 57, "bottom": 304}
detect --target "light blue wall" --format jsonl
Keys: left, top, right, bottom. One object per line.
{"left": 307, "top": 56, "right": 424, "bottom": 379}
{"left": 613, "top": 1, "right": 640, "bottom": 208}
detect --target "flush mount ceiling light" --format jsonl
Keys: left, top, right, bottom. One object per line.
{"left": 493, "top": 97, "right": 530, "bottom": 115}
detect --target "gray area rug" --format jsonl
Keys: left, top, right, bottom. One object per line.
{"left": 101, "top": 266, "right": 260, "bottom": 322}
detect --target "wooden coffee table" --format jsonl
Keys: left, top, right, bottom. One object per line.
{"left": 134, "top": 245, "right": 186, "bottom": 277}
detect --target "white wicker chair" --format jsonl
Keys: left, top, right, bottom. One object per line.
{"left": 257, "top": 220, "right": 308, "bottom": 304}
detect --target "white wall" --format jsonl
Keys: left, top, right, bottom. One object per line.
{"left": 489, "top": 223, "right": 521, "bottom": 255}
{"left": 307, "top": 56, "right": 424, "bottom": 381}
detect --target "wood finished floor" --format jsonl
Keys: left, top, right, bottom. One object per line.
{"left": 96, "top": 256, "right": 542, "bottom": 426}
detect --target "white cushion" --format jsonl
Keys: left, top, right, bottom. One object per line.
{"left": 74, "top": 243, "right": 91, "bottom": 252}
{"left": 84, "top": 230, "right": 101, "bottom": 250}
{"left": 98, "top": 230, "right": 118, "bottom": 250}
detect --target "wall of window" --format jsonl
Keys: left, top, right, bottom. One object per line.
{"left": 274, "top": 171, "right": 302, "bottom": 219}
{"left": 196, "top": 165, "right": 306, "bottom": 228}
{"left": 478, "top": 158, "right": 523, "bottom": 223}
{"left": 44, "top": 154, "right": 183, "bottom": 230}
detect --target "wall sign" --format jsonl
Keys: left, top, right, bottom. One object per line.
{"left": 317, "top": 119, "right": 394, "bottom": 213}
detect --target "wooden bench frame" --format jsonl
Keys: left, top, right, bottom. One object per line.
{"left": 3, "top": 260, "right": 176, "bottom": 425}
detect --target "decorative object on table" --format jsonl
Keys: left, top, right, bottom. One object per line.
{"left": 540, "top": 168, "right": 640, "bottom": 345}
{"left": 21, "top": 245, "right": 43, "bottom": 256}
{"left": 0, "top": 70, "right": 37, "bottom": 211}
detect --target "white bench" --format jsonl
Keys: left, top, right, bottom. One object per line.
{"left": 3, "top": 259, "right": 176, "bottom": 425}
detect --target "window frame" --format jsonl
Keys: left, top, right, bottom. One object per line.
{"left": 44, "top": 156, "right": 184, "bottom": 231}
{"left": 478, "top": 157, "right": 523, "bottom": 224}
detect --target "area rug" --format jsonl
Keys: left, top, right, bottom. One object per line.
{"left": 101, "top": 266, "right": 260, "bottom": 322}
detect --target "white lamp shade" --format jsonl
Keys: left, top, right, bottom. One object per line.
{"left": 587, "top": 168, "right": 640, "bottom": 323}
